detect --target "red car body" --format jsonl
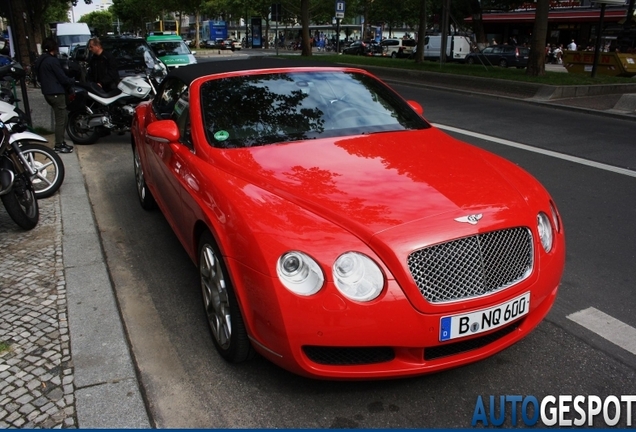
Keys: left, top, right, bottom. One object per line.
{"left": 131, "top": 59, "right": 565, "bottom": 379}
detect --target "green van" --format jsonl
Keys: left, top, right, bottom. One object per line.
{"left": 146, "top": 32, "right": 197, "bottom": 69}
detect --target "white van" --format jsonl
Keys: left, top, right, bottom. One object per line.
{"left": 380, "top": 38, "right": 417, "bottom": 58}
{"left": 420, "top": 35, "right": 472, "bottom": 62}
{"left": 55, "top": 23, "right": 92, "bottom": 56}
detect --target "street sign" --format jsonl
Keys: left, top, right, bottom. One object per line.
{"left": 335, "top": 0, "right": 345, "bottom": 19}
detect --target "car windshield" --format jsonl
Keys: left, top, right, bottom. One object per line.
{"left": 102, "top": 39, "right": 161, "bottom": 72}
{"left": 201, "top": 70, "right": 430, "bottom": 149}
{"left": 57, "top": 35, "right": 91, "bottom": 47}
{"left": 150, "top": 41, "right": 190, "bottom": 55}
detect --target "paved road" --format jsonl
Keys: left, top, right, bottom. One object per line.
{"left": 78, "top": 75, "right": 636, "bottom": 426}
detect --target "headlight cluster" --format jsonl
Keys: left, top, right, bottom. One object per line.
{"left": 537, "top": 201, "right": 562, "bottom": 253}
{"left": 277, "top": 251, "right": 385, "bottom": 302}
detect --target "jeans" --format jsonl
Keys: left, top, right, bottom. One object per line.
{"left": 44, "top": 94, "right": 68, "bottom": 145}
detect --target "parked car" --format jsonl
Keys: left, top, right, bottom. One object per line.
{"left": 342, "top": 40, "right": 371, "bottom": 55}
{"left": 146, "top": 32, "right": 196, "bottom": 69}
{"left": 224, "top": 39, "right": 241, "bottom": 50}
{"left": 63, "top": 37, "right": 167, "bottom": 81}
{"left": 465, "top": 45, "right": 530, "bottom": 68}
{"left": 131, "top": 58, "right": 564, "bottom": 379}
{"left": 380, "top": 38, "right": 416, "bottom": 58}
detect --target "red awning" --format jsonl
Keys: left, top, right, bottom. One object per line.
{"left": 468, "top": 8, "right": 628, "bottom": 23}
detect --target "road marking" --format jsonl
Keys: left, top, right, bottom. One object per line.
{"left": 567, "top": 307, "right": 636, "bottom": 355}
{"left": 434, "top": 124, "right": 636, "bottom": 179}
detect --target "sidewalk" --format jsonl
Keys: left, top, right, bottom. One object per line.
{"left": 0, "top": 87, "right": 150, "bottom": 428}
{"left": 0, "top": 60, "right": 634, "bottom": 428}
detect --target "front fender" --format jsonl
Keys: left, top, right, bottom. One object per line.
{"left": 10, "top": 131, "right": 48, "bottom": 144}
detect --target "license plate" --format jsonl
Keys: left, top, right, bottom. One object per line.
{"left": 439, "top": 292, "right": 530, "bottom": 342}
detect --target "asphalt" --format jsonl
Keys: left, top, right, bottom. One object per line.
{"left": 0, "top": 53, "right": 634, "bottom": 428}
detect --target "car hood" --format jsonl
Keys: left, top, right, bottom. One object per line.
{"left": 219, "top": 128, "right": 531, "bottom": 240}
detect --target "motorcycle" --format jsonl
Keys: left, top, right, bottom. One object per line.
{"left": 0, "top": 119, "right": 39, "bottom": 230}
{"left": 0, "top": 104, "right": 65, "bottom": 199}
{"left": 66, "top": 65, "right": 165, "bottom": 145}
{"left": 0, "top": 58, "right": 65, "bottom": 199}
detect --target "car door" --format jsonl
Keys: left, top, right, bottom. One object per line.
{"left": 145, "top": 77, "right": 189, "bottom": 230}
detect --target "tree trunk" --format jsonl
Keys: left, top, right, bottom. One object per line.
{"left": 470, "top": 0, "right": 486, "bottom": 46}
{"left": 301, "top": 0, "right": 311, "bottom": 56}
{"left": 526, "top": 0, "right": 549, "bottom": 76}
{"left": 415, "top": 0, "right": 426, "bottom": 63}
{"left": 6, "top": 0, "right": 33, "bottom": 66}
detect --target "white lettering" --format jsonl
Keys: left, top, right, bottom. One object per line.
{"left": 559, "top": 395, "right": 572, "bottom": 426}
{"left": 588, "top": 395, "right": 602, "bottom": 426}
{"left": 603, "top": 395, "right": 620, "bottom": 426}
{"left": 541, "top": 395, "right": 557, "bottom": 426}
{"left": 573, "top": 395, "right": 586, "bottom": 426}
{"left": 621, "top": 395, "right": 636, "bottom": 426}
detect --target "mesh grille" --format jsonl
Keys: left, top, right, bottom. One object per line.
{"left": 303, "top": 346, "right": 395, "bottom": 365}
{"left": 408, "top": 227, "right": 533, "bottom": 303}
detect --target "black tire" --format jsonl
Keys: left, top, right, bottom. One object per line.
{"left": 67, "top": 110, "right": 100, "bottom": 145}
{"left": 467, "top": 57, "right": 475, "bottom": 65}
{"left": 132, "top": 143, "right": 156, "bottom": 210}
{"left": 391, "top": 52, "right": 397, "bottom": 59}
{"left": 1, "top": 173, "right": 39, "bottom": 230}
{"left": 198, "top": 231, "right": 254, "bottom": 363}
{"left": 19, "top": 143, "right": 65, "bottom": 199}
{"left": 499, "top": 59, "right": 508, "bottom": 68}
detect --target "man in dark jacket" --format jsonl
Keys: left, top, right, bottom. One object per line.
{"left": 34, "top": 38, "right": 74, "bottom": 153}
{"left": 86, "top": 37, "right": 119, "bottom": 91}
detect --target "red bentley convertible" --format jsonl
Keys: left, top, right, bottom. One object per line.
{"left": 131, "top": 58, "right": 565, "bottom": 379}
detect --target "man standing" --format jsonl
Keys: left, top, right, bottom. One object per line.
{"left": 34, "top": 38, "right": 74, "bottom": 153}
{"left": 568, "top": 39, "right": 577, "bottom": 51}
{"left": 86, "top": 37, "right": 119, "bottom": 91}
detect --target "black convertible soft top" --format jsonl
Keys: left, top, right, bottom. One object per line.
{"left": 167, "top": 57, "right": 351, "bottom": 84}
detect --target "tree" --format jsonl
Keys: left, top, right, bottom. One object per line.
{"left": 1, "top": 0, "right": 92, "bottom": 65}
{"left": 526, "top": 0, "right": 549, "bottom": 76}
{"left": 79, "top": 10, "right": 114, "bottom": 36}
{"left": 111, "top": 0, "right": 159, "bottom": 34}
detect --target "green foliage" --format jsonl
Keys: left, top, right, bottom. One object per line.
{"left": 44, "top": 1, "right": 72, "bottom": 24}
{"left": 79, "top": 10, "right": 114, "bottom": 36}
{"left": 111, "top": 0, "right": 158, "bottom": 34}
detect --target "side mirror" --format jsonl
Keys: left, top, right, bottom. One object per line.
{"left": 191, "top": 51, "right": 197, "bottom": 55}
{"left": 407, "top": 100, "right": 424, "bottom": 116}
{"left": 147, "top": 120, "right": 180, "bottom": 142}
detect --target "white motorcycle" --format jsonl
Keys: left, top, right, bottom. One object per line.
{"left": 66, "top": 65, "right": 165, "bottom": 145}
{"left": 0, "top": 101, "right": 65, "bottom": 199}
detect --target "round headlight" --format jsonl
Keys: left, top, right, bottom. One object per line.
{"left": 333, "top": 252, "right": 384, "bottom": 302}
{"left": 277, "top": 251, "right": 324, "bottom": 296}
{"left": 537, "top": 212, "right": 554, "bottom": 253}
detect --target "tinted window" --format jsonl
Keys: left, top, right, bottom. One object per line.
{"left": 482, "top": 47, "right": 494, "bottom": 54}
{"left": 100, "top": 39, "right": 161, "bottom": 73}
{"left": 200, "top": 71, "right": 430, "bottom": 149}
{"left": 493, "top": 46, "right": 503, "bottom": 54}
{"left": 402, "top": 39, "right": 416, "bottom": 47}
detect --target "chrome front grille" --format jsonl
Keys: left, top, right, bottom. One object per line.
{"left": 407, "top": 227, "right": 533, "bottom": 303}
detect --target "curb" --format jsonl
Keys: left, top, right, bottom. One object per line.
{"left": 59, "top": 146, "right": 151, "bottom": 428}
